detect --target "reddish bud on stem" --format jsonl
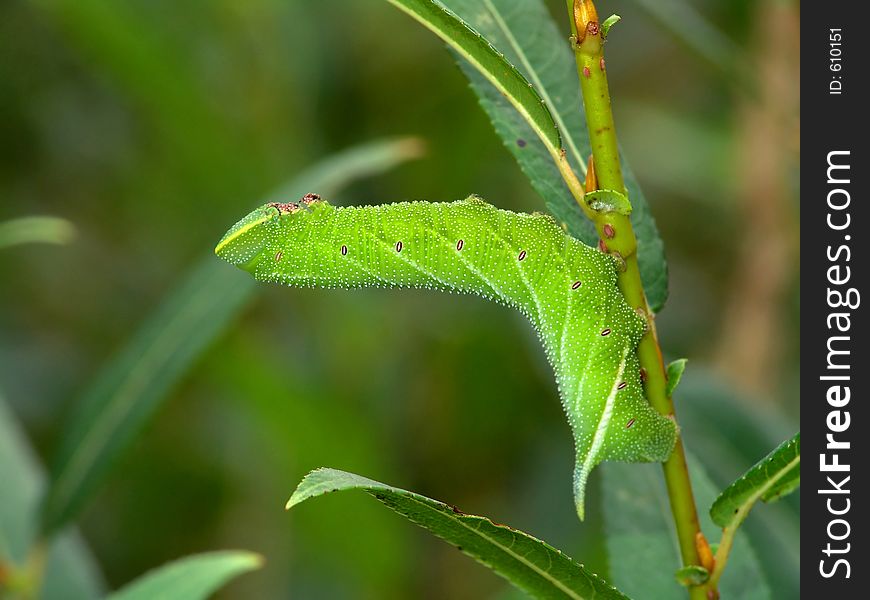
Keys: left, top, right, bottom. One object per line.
{"left": 573, "top": 0, "right": 599, "bottom": 42}
{"left": 695, "top": 531, "right": 715, "bottom": 572}
{"left": 584, "top": 155, "right": 598, "bottom": 193}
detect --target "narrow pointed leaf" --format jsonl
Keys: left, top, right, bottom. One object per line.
{"left": 710, "top": 433, "right": 800, "bottom": 527}
{"left": 288, "top": 468, "right": 628, "bottom": 600}
{"left": 665, "top": 358, "right": 687, "bottom": 397}
{"left": 385, "top": 0, "right": 561, "bottom": 153}
{"left": 40, "top": 259, "right": 254, "bottom": 534}
{"left": 601, "top": 15, "right": 621, "bottom": 39}
{"left": 0, "top": 216, "right": 76, "bottom": 249}
{"left": 39, "top": 138, "right": 422, "bottom": 533}
{"left": 602, "top": 456, "right": 770, "bottom": 599}
{"left": 438, "top": 0, "right": 669, "bottom": 311}
{"left": 676, "top": 369, "right": 799, "bottom": 599}
{"left": 106, "top": 551, "right": 261, "bottom": 600}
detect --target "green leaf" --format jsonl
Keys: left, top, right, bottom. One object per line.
{"left": 675, "top": 369, "right": 798, "bottom": 599}
{"left": 288, "top": 468, "right": 628, "bottom": 600}
{"left": 674, "top": 565, "right": 709, "bottom": 587}
{"left": 385, "top": 0, "right": 561, "bottom": 153}
{"left": 600, "top": 15, "right": 621, "bottom": 39}
{"left": 710, "top": 433, "right": 800, "bottom": 528}
{"left": 40, "top": 258, "right": 255, "bottom": 534}
{"left": 586, "top": 190, "right": 632, "bottom": 216}
{"left": 0, "top": 397, "right": 36, "bottom": 565}
{"left": 665, "top": 358, "right": 687, "bottom": 397}
{"left": 31, "top": 0, "right": 264, "bottom": 201}
{"left": 106, "top": 551, "right": 261, "bottom": 600}
{"left": 39, "top": 138, "right": 422, "bottom": 534}
{"left": 601, "top": 455, "right": 770, "bottom": 599}
{"left": 0, "top": 392, "right": 104, "bottom": 600}
{"left": 438, "top": 0, "right": 669, "bottom": 311}
{"left": 0, "top": 216, "right": 76, "bottom": 250}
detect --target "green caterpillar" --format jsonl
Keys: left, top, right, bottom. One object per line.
{"left": 216, "top": 195, "right": 676, "bottom": 517}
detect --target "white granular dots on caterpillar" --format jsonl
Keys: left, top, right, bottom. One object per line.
{"left": 215, "top": 195, "right": 676, "bottom": 518}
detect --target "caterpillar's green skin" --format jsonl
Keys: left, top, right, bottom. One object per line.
{"left": 216, "top": 196, "right": 676, "bottom": 517}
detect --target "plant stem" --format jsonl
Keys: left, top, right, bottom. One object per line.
{"left": 709, "top": 519, "right": 739, "bottom": 590}
{"left": 564, "top": 2, "right": 713, "bottom": 598}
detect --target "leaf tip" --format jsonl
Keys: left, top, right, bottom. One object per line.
{"left": 601, "top": 14, "right": 621, "bottom": 38}
{"left": 393, "top": 136, "right": 428, "bottom": 161}
{"left": 665, "top": 358, "right": 688, "bottom": 397}
{"left": 238, "top": 551, "right": 266, "bottom": 570}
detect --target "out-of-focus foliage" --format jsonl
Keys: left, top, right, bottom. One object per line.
{"left": 39, "top": 137, "right": 422, "bottom": 535}
{"left": 0, "top": 392, "right": 103, "bottom": 600}
{"left": 106, "top": 551, "right": 261, "bottom": 600}
{"left": 1, "top": 0, "right": 799, "bottom": 598}
{"left": 602, "top": 457, "right": 770, "bottom": 599}
{"left": 0, "top": 216, "right": 76, "bottom": 249}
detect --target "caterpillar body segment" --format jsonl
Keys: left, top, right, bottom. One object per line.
{"left": 216, "top": 196, "right": 676, "bottom": 517}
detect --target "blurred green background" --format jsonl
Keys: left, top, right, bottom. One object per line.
{"left": 1, "top": 0, "right": 799, "bottom": 598}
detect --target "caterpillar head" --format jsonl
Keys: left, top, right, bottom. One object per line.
{"left": 215, "top": 194, "right": 327, "bottom": 270}
{"left": 214, "top": 204, "right": 279, "bottom": 270}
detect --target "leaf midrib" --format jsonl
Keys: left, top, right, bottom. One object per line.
{"left": 401, "top": 493, "right": 585, "bottom": 599}
{"left": 724, "top": 452, "right": 800, "bottom": 529}
{"left": 386, "top": 0, "right": 558, "bottom": 152}
{"left": 480, "top": 0, "right": 586, "bottom": 173}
